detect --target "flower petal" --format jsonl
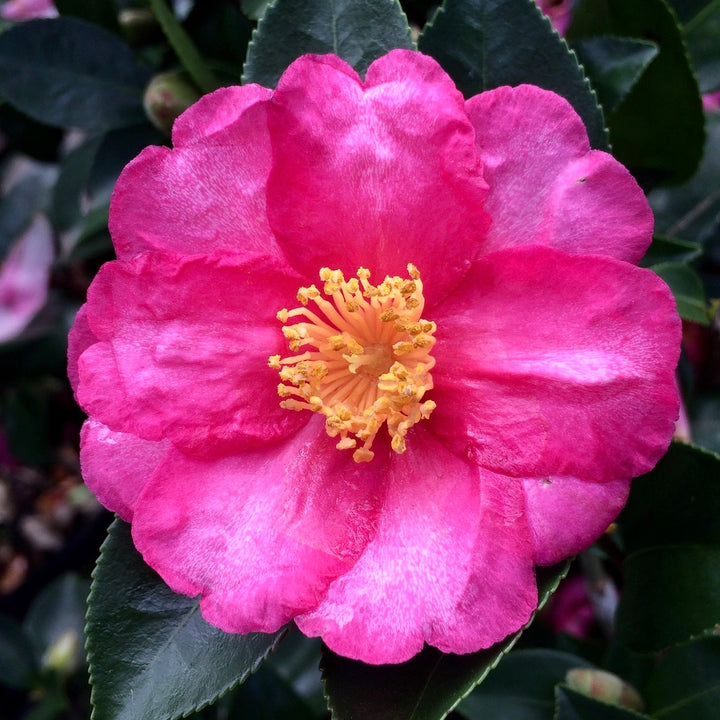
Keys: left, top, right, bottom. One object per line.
{"left": 171, "top": 84, "right": 272, "bottom": 146}
{"left": 430, "top": 246, "right": 679, "bottom": 483}
{"left": 0, "top": 215, "right": 53, "bottom": 343}
{"left": 267, "top": 50, "right": 489, "bottom": 306}
{"left": 522, "top": 475, "right": 629, "bottom": 565}
{"left": 296, "top": 429, "right": 537, "bottom": 664}
{"left": 76, "top": 251, "right": 307, "bottom": 456}
{"left": 80, "top": 419, "right": 169, "bottom": 522}
{"left": 466, "top": 85, "right": 652, "bottom": 262}
{"left": 131, "top": 416, "right": 387, "bottom": 633}
{"left": 110, "top": 92, "right": 278, "bottom": 260}
{"left": 67, "top": 304, "right": 96, "bottom": 395}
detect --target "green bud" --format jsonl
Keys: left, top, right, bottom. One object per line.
{"left": 565, "top": 668, "right": 645, "bottom": 712}
{"left": 143, "top": 72, "right": 202, "bottom": 134}
{"left": 42, "top": 629, "right": 80, "bottom": 677}
{"left": 118, "top": 8, "right": 160, "bottom": 46}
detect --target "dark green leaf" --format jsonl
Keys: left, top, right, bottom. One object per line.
{"left": 458, "top": 649, "right": 594, "bottom": 720}
{"left": 645, "top": 636, "right": 720, "bottom": 720}
{"left": 615, "top": 545, "right": 720, "bottom": 653}
{"left": 418, "top": 0, "right": 608, "bottom": 149}
{"left": 322, "top": 561, "right": 569, "bottom": 720}
{"left": 87, "top": 518, "right": 285, "bottom": 720}
{"left": 649, "top": 112, "right": 720, "bottom": 245}
{"left": 242, "top": 0, "right": 272, "bottom": 21}
{"left": 621, "top": 442, "right": 720, "bottom": 553}
{"left": 639, "top": 235, "right": 702, "bottom": 267}
{"left": 55, "top": 0, "right": 120, "bottom": 33}
{"left": 149, "top": 0, "right": 219, "bottom": 93}
{"left": 651, "top": 262, "right": 709, "bottom": 324}
{"left": 670, "top": 0, "right": 720, "bottom": 92}
{"left": 690, "top": 392, "right": 720, "bottom": 456}
{"left": 50, "top": 137, "right": 103, "bottom": 232}
{"left": 0, "top": 18, "right": 150, "bottom": 131}
{"left": 24, "top": 573, "right": 90, "bottom": 665}
{"left": 568, "top": 0, "right": 704, "bottom": 186}
{"left": 243, "top": 0, "right": 414, "bottom": 87}
{"left": 554, "top": 686, "right": 651, "bottom": 719}
{"left": 572, "top": 36, "right": 658, "bottom": 114}
{"left": 0, "top": 614, "right": 37, "bottom": 690}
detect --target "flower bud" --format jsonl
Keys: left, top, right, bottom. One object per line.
{"left": 143, "top": 73, "right": 201, "bottom": 135}
{"left": 41, "top": 629, "right": 80, "bottom": 677}
{"left": 118, "top": 7, "right": 160, "bottom": 46}
{"left": 565, "top": 668, "right": 645, "bottom": 712}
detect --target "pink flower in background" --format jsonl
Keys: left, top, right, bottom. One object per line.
{"left": 0, "top": 216, "right": 53, "bottom": 343}
{"left": 69, "top": 50, "right": 679, "bottom": 664}
{"left": 537, "top": 0, "right": 573, "bottom": 35}
{"left": 703, "top": 90, "right": 720, "bottom": 111}
{"left": 0, "top": 0, "right": 57, "bottom": 20}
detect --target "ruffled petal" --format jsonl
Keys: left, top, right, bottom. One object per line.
{"left": 67, "top": 304, "right": 96, "bottom": 395}
{"left": 466, "top": 85, "right": 652, "bottom": 262}
{"left": 171, "top": 84, "right": 272, "bottom": 146}
{"left": 110, "top": 93, "right": 278, "bottom": 260}
{"left": 80, "top": 419, "right": 169, "bottom": 522}
{"left": 267, "top": 50, "right": 489, "bottom": 306}
{"left": 430, "top": 246, "right": 679, "bottom": 483}
{"left": 296, "top": 429, "right": 537, "bottom": 664}
{"left": 131, "top": 416, "right": 387, "bottom": 633}
{"left": 522, "top": 475, "right": 629, "bottom": 565}
{"left": 75, "top": 251, "right": 307, "bottom": 456}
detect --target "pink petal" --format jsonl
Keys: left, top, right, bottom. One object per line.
{"left": 80, "top": 419, "right": 169, "bottom": 522}
{"left": 131, "top": 417, "right": 387, "bottom": 633}
{"left": 0, "top": 215, "right": 53, "bottom": 343}
{"left": 296, "top": 429, "right": 537, "bottom": 664}
{"left": 75, "top": 251, "right": 307, "bottom": 456}
{"left": 267, "top": 50, "right": 489, "bottom": 306}
{"left": 171, "top": 84, "right": 272, "bottom": 147}
{"left": 430, "top": 246, "right": 679, "bottom": 483}
{"left": 67, "top": 304, "right": 96, "bottom": 395}
{"left": 522, "top": 475, "right": 629, "bottom": 565}
{"left": 0, "top": 0, "right": 57, "bottom": 20}
{"left": 109, "top": 95, "right": 278, "bottom": 260}
{"left": 466, "top": 85, "right": 652, "bottom": 263}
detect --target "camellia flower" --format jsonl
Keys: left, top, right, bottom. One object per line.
{"left": 536, "top": 0, "right": 573, "bottom": 34}
{"left": 68, "top": 50, "right": 679, "bottom": 664}
{"left": 0, "top": 0, "right": 57, "bottom": 20}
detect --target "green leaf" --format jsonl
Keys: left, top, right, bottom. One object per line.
{"left": 651, "top": 262, "right": 709, "bottom": 324}
{"left": 55, "top": 0, "right": 120, "bottom": 33}
{"left": 50, "top": 137, "right": 103, "bottom": 232}
{"left": 554, "top": 686, "right": 651, "bottom": 719}
{"left": 572, "top": 36, "right": 658, "bottom": 114}
{"left": 24, "top": 573, "right": 90, "bottom": 666}
{"left": 639, "top": 235, "right": 702, "bottom": 267}
{"left": 149, "top": 0, "right": 219, "bottom": 93}
{"left": 670, "top": 0, "right": 720, "bottom": 93}
{"left": 458, "top": 649, "right": 594, "bottom": 720}
{"left": 418, "top": 0, "right": 608, "bottom": 149}
{"left": 615, "top": 545, "right": 720, "bottom": 653}
{"left": 87, "top": 519, "right": 285, "bottom": 720}
{"left": 0, "top": 614, "right": 37, "bottom": 690}
{"left": 242, "top": 0, "right": 272, "bottom": 21}
{"left": 242, "top": 0, "right": 414, "bottom": 87}
{"left": 322, "top": 561, "right": 570, "bottom": 720}
{"left": 620, "top": 442, "right": 720, "bottom": 554}
{"left": 0, "top": 18, "right": 150, "bottom": 132}
{"left": 649, "top": 111, "right": 720, "bottom": 245}
{"left": 644, "top": 636, "right": 720, "bottom": 720}
{"left": 568, "top": 0, "right": 705, "bottom": 186}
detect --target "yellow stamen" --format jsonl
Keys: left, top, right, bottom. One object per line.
{"left": 269, "top": 264, "right": 437, "bottom": 462}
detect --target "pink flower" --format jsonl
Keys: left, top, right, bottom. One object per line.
{"left": 536, "top": 0, "right": 573, "bottom": 35}
{"left": 0, "top": 0, "right": 57, "bottom": 20}
{"left": 702, "top": 90, "right": 720, "bottom": 112}
{"left": 0, "top": 215, "right": 53, "bottom": 343}
{"left": 68, "top": 51, "right": 679, "bottom": 664}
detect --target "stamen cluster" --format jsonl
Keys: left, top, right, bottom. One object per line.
{"left": 269, "top": 264, "right": 437, "bottom": 462}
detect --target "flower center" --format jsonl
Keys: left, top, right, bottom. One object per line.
{"left": 269, "top": 264, "right": 437, "bottom": 462}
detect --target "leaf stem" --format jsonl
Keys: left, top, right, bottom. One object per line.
{"left": 148, "top": 0, "right": 219, "bottom": 94}
{"left": 684, "top": 0, "right": 720, "bottom": 36}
